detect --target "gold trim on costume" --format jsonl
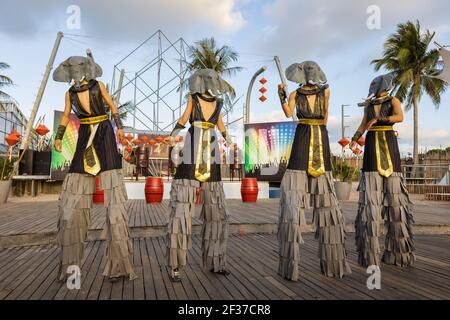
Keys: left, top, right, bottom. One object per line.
{"left": 83, "top": 124, "right": 101, "bottom": 176}
{"left": 193, "top": 121, "right": 214, "bottom": 182}
{"left": 79, "top": 114, "right": 109, "bottom": 125}
{"left": 298, "top": 119, "right": 325, "bottom": 126}
{"left": 307, "top": 124, "right": 325, "bottom": 177}
{"left": 374, "top": 130, "right": 394, "bottom": 178}
{"left": 368, "top": 125, "right": 393, "bottom": 132}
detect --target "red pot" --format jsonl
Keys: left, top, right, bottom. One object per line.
{"left": 145, "top": 177, "right": 164, "bottom": 203}
{"left": 93, "top": 176, "right": 104, "bottom": 204}
{"left": 241, "top": 178, "right": 259, "bottom": 202}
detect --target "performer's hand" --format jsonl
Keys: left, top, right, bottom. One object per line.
{"left": 117, "top": 128, "right": 124, "bottom": 141}
{"left": 365, "top": 118, "right": 378, "bottom": 131}
{"left": 54, "top": 139, "right": 62, "bottom": 153}
{"left": 349, "top": 141, "right": 358, "bottom": 151}
{"left": 164, "top": 136, "right": 175, "bottom": 146}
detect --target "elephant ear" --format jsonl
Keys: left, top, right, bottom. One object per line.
{"left": 378, "top": 73, "right": 394, "bottom": 93}
{"left": 188, "top": 72, "right": 205, "bottom": 94}
{"left": 285, "top": 63, "right": 306, "bottom": 85}
{"left": 53, "top": 58, "right": 72, "bottom": 83}
{"left": 85, "top": 49, "right": 103, "bottom": 80}
{"left": 317, "top": 65, "right": 327, "bottom": 83}
{"left": 218, "top": 78, "right": 229, "bottom": 94}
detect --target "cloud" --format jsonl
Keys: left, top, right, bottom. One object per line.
{"left": 0, "top": 0, "right": 246, "bottom": 39}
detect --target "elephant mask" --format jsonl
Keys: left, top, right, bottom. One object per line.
{"left": 53, "top": 49, "right": 102, "bottom": 88}
{"left": 358, "top": 73, "right": 394, "bottom": 106}
{"left": 285, "top": 61, "right": 327, "bottom": 87}
{"left": 188, "top": 69, "right": 229, "bottom": 96}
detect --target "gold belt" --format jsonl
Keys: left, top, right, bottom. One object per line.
{"left": 79, "top": 115, "right": 109, "bottom": 125}
{"left": 370, "top": 126, "right": 394, "bottom": 177}
{"left": 298, "top": 119, "right": 325, "bottom": 126}
{"left": 192, "top": 121, "right": 215, "bottom": 182}
{"left": 192, "top": 121, "right": 215, "bottom": 129}
{"left": 368, "top": 125, "right": 393, "bottom": 132}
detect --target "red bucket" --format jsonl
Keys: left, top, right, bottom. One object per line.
{"left": 145, "top": 177, "right": 164, "bottom": 203}
{"left": 241, "top": 178, "right": 259, "bottom": 202}
{"left": 93, "top": 176, "right": 104, "bottom": 204}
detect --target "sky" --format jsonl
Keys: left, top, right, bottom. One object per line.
{"left": 1, "top": 0, "right": 450, "bottom": 156}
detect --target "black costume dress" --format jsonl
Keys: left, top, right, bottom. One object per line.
{"left": 278, "top": 86, "right": 351, "bottom": 281}
{"left": 57, "top": 80, "right": 135, "bottom": 281}
{"left": 355, "top": 97, "right": 415, "bottom": 267}
{"left": 166, "top": 94, "right": 229, "bottom": 273}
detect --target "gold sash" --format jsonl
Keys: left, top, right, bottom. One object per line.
{"left": 192, "top": 121, "right": 215, "bottom": 182}
{"left": 81, "top": 115, "right": 108, "bottom": 175}
{"left": 369, "top": 126, "right": 394, "bottom": 177}
{"left": 298, "top": 119, "right": 325, "bottom": 177}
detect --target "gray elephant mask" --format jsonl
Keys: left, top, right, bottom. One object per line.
{"left": 53, "top": 49, "right": 102, "bottom": 88}
{"left": 358, "top": 73, "right": 394, "bottom": 106}
{"left": 188, "top": 69, "right": 229, "bottom": 96}
{"left": 285, "top": 61, "right": 327, "bottom": 86}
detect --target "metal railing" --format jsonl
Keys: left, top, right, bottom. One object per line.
{"left": 402, "top": 164, "right": 450, "bottom": 185}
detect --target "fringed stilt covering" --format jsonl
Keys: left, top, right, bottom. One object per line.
{"left": 100, "top": 169, "right": 136, "bottom": 279}
{"left": 165, "top": 179, "right": 199, "bottom": 270}
{"left": 355, "top": 172, "right": 415, "bottom": 267}
{"left": 200, "top": 181, "right": 229, "bottom": 272}
{"left": 57, "top": 173, "right": 95, "bottom": 281}
{"left": 57, "top": 169, "right": 135, "bottom": 281}
{"left": 278, "top": 169, "right": 351, "bottom": 281}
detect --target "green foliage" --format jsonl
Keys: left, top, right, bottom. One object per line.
{"left": 0, "top": 157, "right": 15, "bottom": 180}
{"left": 332, "top": 161, "right": 358, "bottom": 182}
{"left": 0, "top": 62, "right": 14, "bottom": 101}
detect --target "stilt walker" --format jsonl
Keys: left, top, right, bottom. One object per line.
{"left": 165, "top": 69, "right": 231, "bottom": 282}
{"left": 53, "top": 50, "right": 136, "bottom": 282}
{"left": 351, "top": 73, "right": 415, "bottom": 268}
{"left": 277, "top": 61, "right": 351, "bottom": 281}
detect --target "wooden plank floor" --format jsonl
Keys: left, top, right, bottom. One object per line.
{"left": 1, "top": 199, "right": 449, "bottom": 237}
{"left": 0, "top": 233, "right": 448, "bottom": 300}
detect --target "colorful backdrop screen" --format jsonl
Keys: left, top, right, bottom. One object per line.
{"left": 244, "top": 121, "right": 297, "bottom": 182}
{"left": 51, "top": 110, "right": 81, "bottom": 180}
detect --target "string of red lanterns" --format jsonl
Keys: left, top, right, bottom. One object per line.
{"left": 259, "top": 76, "right": 267, "bottom": 102}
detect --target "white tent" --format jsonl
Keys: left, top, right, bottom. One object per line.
{"left": 434, "top": 48, "right": 450, "bottom": 84}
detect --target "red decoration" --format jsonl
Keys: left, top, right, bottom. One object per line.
{"left": 11, "top": 129, "right": 21, "bottom": 138}
{"left": 259, "top": 95, "right": 267, "bottom": 102}
{"left": 357, "top": 136, "right": 365, "bottom": 147}
{"left": 124, "top": 156, "right": 131, "bottom": 162}
{"left": 35, "top": 124, "right": 50, "bottom": 136}
{"left": 126, "top": 133, "right": 133, "bottom": 142}
{"left": 259, "top": 77, "right": 267, "bottom": 85}
{"left": 259, "top": 87, "right": 267, "bottom": 94}
{"left": 338, "top": 138, "right": 350, "bottom": 148}
{"left": 133, "top": 139, "right": 141, "bottom": 146}
{"left": 156, "top": 136, "right": 163, "bottom": 143}
{"left": 175, "top": 136, "right": 183, "bottom": 143}
{"left": 121, "top": 138, "right": 128, "bottom": 145}
{"left": 149, "top": 139, "right": 156, "bottom": 145}
{"left": 353, "top": 148, "right": 362, "bottom": 155}
{"left": 125, "top": 146, "right": 132, "bottom": 153}
{"left": 141, "top": 135, "right": 148, "bottom": 143}
{"left": 5, "top": 132, "right": 20, "bottom": 146}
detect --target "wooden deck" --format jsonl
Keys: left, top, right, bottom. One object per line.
{"left": 1, "top": 199, "right": 450, "bottom": 248}
{"left": 0, "top": 233, "right": 448, "bottom": 300}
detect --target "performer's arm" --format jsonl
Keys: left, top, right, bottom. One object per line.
{"left": 164, "top": 96, "right": 193, "bottom": 144}
{"left": 278, "top": 84, "right": 296, "bottom": 118}
{"left": 324, "top": 87, "right": 330, "bottom": 125}
{"left": 350, "top": 107, "right": 368, "bottom": 150}
{"left": 54, "top": 91, "right": 71, "bottom": 152}
{"left": 385, "top": 97, "right": 403, "bottom": 123}
{"left": 217, "top": 114, "right": 231, "bottom": 145}
{"left": 98, "top": 81, "right": 124, "bottom": 141}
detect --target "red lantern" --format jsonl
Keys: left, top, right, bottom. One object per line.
{"left": 11, "top": 129, "right": 21, "bottom": 138}
{"left": 35, "top": 124, "right": 50, "bottom": 136}
{"left": 338, "top": 138, "right": 350, "bottom": 148}
{"left": 156, "top": 136, "right": 163, "bottom": 143}
{"left": 124, "top": 156, "right": 131, "bottom": 162}
{"left": 354, "top": 148, "right": 362, "bottom": 155}
{"left": 133, "top": 139, "right": 141, "bottom": 145}
{"left": 141, "top": 135, "right": 148, "bottom": 143}
{"left": 149, "top": 139, "right": 156, "bottom": 145}
{"left": 259, "top": 77, "right": 267, "bottom": 85}
{"left": 125, "top": 145, "right": 132, "bottom": 153}
{"left": 357, "top": 136, "right": 365, "bottom": 147}
{"left": 259, "top": 87, "right": 267, "bottom": 94}
{"left": 259, "top": 95, "right": 267, "bottom": 102}
{"left": 5, "top": 132, "right": 20, "bottom": 146}
{"left": 126, "top": 133, "right": 133, "bottom": 142}
{"left": 121, "top": 138, "right": 128, "bottom": 145}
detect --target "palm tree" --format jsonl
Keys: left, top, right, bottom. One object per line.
{"left": 0, "top": 62, "right": 13, "bottom": 101}
{"left": 372, "top": 20, "right": 448, "bottom": 165}
{"left": 185, "top": 37, "right": 243, "bottom": 106}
